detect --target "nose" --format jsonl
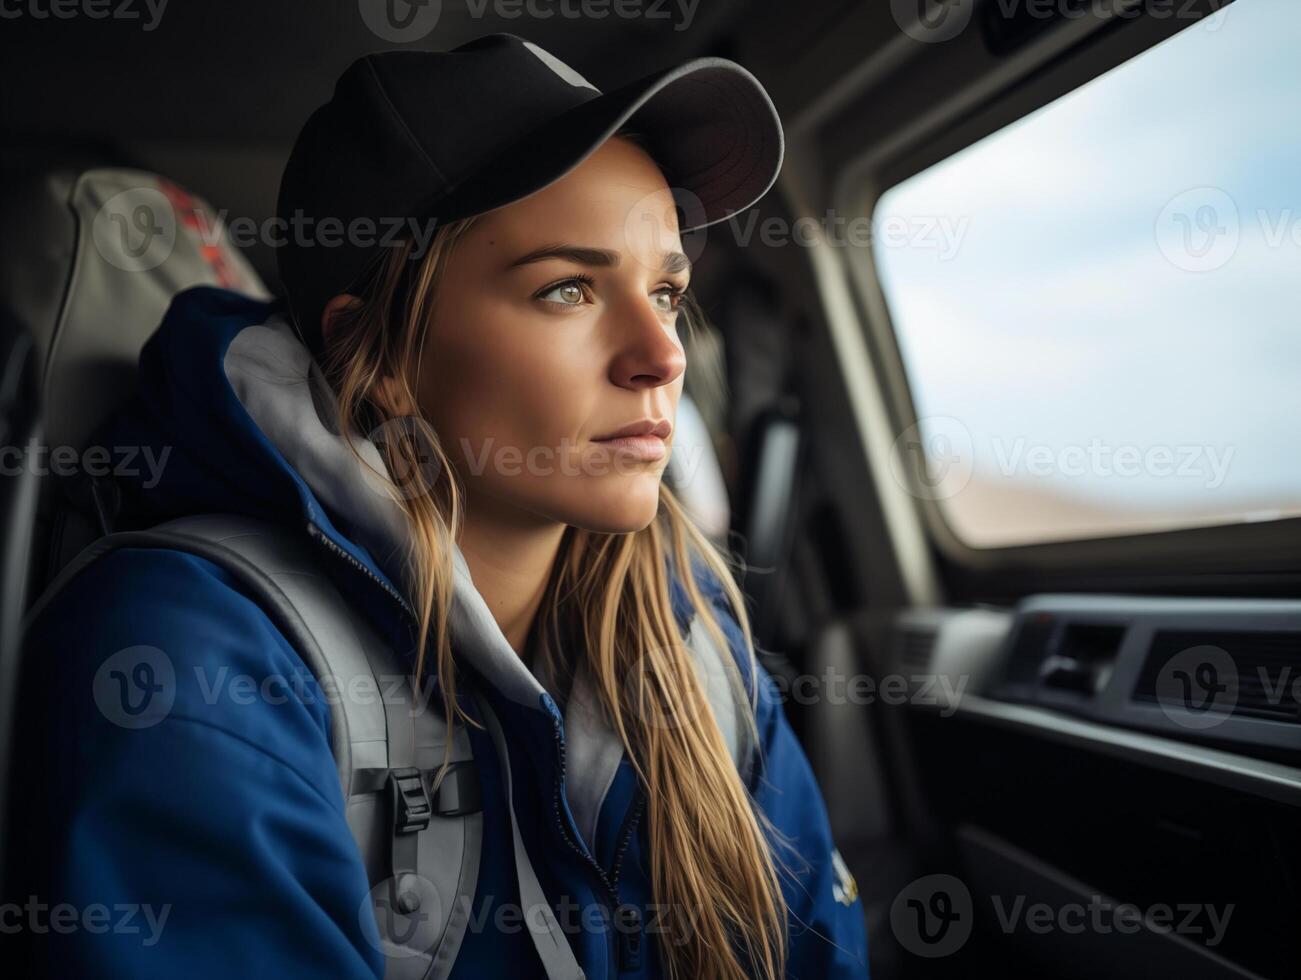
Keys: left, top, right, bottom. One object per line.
{"left": 606, "top": 294, "right": 687, "bottom": 391}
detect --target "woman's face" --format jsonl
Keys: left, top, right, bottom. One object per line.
{"left": 414, "top": 136, "right": 689, "bottom": 533}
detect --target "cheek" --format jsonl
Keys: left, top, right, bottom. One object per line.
{"left": 418, "top": 299, "right": 599, "bottom": 462}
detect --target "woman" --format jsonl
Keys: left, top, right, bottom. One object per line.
{"left": 20, "top": 34, "right": 868, "bottom": 980}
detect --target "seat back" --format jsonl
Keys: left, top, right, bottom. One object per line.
{"left": 0, "top": 168, "right": 267, "bottom": 887}
{"left": 0, "top": 167, "right": 268, "bottom": 589}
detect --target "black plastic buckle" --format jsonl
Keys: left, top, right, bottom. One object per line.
{"left": 388, "top": 767, "right": 432, "bottom": 835}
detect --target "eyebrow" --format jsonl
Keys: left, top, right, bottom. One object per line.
{"left": 507, "top": 243, "right": 691, "bottom": 275}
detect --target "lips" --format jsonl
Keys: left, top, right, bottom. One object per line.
{"left": 592, "top": 417, "right": 672, "bottom": 463}
{"left": 593, "top": 418, "right": 672, "bottom": 442}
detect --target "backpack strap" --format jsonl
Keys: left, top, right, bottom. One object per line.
{"left": 26, "top": 513, "right": 481, "bottom": 980}
{"left": 28, "top": 512, "right": 760, "bottom": 979}
{"left": 472, "top": 687, "right": 587, "bottom": 980}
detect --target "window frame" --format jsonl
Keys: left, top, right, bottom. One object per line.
{"left": 829, "top": 0, "right": 1301, "bottom": 592}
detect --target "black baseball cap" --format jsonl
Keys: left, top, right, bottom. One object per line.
{"left": 276, "top": 33, "right": 784, "bottom": 356}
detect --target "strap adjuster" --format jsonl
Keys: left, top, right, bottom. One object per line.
{"left": 388, "top": 767, "right": 432, "bottom": 835}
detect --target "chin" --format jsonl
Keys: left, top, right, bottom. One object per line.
{"left": 562, "top": 476, "right": 663, "bottom": 534}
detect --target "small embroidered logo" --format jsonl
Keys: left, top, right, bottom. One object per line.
{"left": 831, "top": 848, "right": 859, "bottom": 907}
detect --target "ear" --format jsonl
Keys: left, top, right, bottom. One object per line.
{"left": 320, "top": 293, "right": 363, "bottom": 356}
{"left": 320, "top": 293, "right": 419, "bottom": 418}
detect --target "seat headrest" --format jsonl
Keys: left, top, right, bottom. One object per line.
{"left": 665, "top": 393, "right": 731, "bottom": 545}
{"left": 0, "top": 168, "right": 268, "bottom": 450}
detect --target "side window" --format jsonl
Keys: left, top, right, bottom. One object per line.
{"left": 872, "top": 0, "right": 1301, "bottom": 548}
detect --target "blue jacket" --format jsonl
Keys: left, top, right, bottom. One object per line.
{"left": 19, "top": 286, "right": 869, "bottom": 979}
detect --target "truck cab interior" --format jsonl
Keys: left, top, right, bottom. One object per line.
{"left": 2, "top": 0, "right": 1297, "bottom": 977}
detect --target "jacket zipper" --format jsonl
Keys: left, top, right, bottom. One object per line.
{"left": 611, "top": 792, "right": 647, "bottom": 972}
{"left": 309, "top": 521, "right": 648, "bottom": 972}
{"left": 548, "top": 712, "right": 647, "bottom": 973}
{"left": 305, "top": 522, "right": 418, "bottom": 623}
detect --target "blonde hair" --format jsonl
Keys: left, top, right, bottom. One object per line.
{"left": 319, "top": 197, "right": 789, "bottom": 979}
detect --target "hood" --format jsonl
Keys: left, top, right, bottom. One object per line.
{"left": 99, "top": 284, "right": 711, "bottom": 848}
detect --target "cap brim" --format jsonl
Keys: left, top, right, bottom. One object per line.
{"left": 417, "top": 57, "right": 784, "bottom": 233}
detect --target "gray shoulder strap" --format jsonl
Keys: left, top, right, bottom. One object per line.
{"left": 29, "top": 513, "right": 760, "bottom": 978}
{"left": 28, "top": 513, "right": 481, "bottom": 980}
{"left": 472, "top": 688, "right": 587, "bottom": 980}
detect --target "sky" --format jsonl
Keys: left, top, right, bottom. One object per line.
{"left": 872, "top": 0, "right": 1301, "bottom": 543}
